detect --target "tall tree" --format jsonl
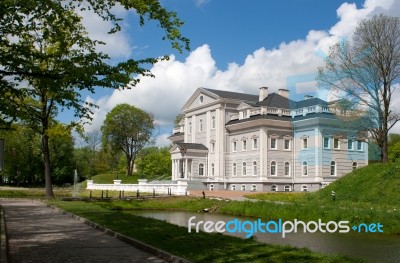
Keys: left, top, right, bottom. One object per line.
{"left": 0, "top": 0, "right": 189, "bottom": 197}
{"left": 136, "top": 147, "right": 172, "bottom": 180}
{"left": 102, "top": 104, "right": 154, "bottom": 176}
{"left": 317, "top": 14, "right": 400, "bottom": 163}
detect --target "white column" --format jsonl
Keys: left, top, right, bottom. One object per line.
{"left": 192, "top": 115, "right": 196, "bottom": 143}
{"left": 172, "top": 160, "right": 174, "bottom": 180}
{"left": 185, "top": 158, "right": 188, "bottom": 179}
{"left": 315, "top": 128, "right": 321, "bottom": 181}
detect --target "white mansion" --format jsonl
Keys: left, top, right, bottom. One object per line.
{"left": 169, "top": 87, "right": 368, "bottom": 192}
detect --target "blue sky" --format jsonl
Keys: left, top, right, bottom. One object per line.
{"left": 66, "top": 0, "right": 400, "bottom": 146}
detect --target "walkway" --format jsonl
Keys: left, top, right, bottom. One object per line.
{"left": 0, "top": 199, "right": 168, "bottom": 263}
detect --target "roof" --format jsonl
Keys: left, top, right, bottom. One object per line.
{"left": 256, "top": 93, "right": 296, "bottom": 108}
{"left": 204, "top": 88, "right": 259, "bottom": 102}
{"left": 175, "top": 142, "right": 208, "bottom": 151}
{"left": 226, "top": 114, "right": 292, "bottom": 126}
{"left": 295, "top": 98, "right": 328, "bottom": 109}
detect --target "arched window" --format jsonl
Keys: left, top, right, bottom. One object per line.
{"left": 284, "top": 162, "right": 290, "bottom": 176}
{"left": 212, "top": 116, "right": 215, "bottom": 129}
{"left": 199, "top": 163, "right": 204, "bottom": 176}
{"left": 199, "top": 95, "right": 204, "bottom": 104}
{"left": 231, "top": 184, "right": 236, "bottom": 191}
{"left": 352, "top": 162, "right": 358, "bottom": 171}
{"left": 270, "top": 161, "right": 276, "bottom": 176}
{"left": 302, "top": 161, "right": 308, "bottom": 176}
{"left": 242, "top": 162, "right": 247, "bottom": 176}
{"left": 211, "top": 163, "right": 215, "bottom": 176}
{"left": 232, "top": 163, "right": 237, "bottom": 176}
{"left": 301, "top": 185, "right": 308, "bottom": 192}
{"left": 271, "top": 185, "right": 278, "bottom": 192}
{"left": 251, "top": 184, "right": 257, "bottom": 191}
{"left": 284, "top": 185, "right": 291, "bottom": 192}
{"left": 209, "top": 184, "right": 214, "bottom": 191}
{"left": 199, "top": 119, "right": 203, "bottom": 132}
{"left": 253, "top": 161, "right": 258, "bottom": 176}
{"left": 330, "top": 161, "right": 336, "bottom": 176}
{"left": 241, "top": 185, "right": 246, "bottom": 191}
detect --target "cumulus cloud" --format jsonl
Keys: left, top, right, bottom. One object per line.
{"left": 82, "top": 0, "right": 400, "bottom": 146}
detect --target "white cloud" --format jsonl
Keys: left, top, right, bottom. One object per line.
{"left": 195, "top": 0, "right": 211, "bottom": 7}
{"left": 83, "top": 0, "right": 400, "bottom": 146}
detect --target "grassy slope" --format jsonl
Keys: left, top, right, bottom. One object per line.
{"left": 305, "top": 163, "right": 400, "bottom": 207}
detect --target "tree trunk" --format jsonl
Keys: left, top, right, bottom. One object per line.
{"left": 42, "top": 133, "right": 54, "bottom": 198}
{"left": 126, "top": 154, "right": 133, "bottom": 176}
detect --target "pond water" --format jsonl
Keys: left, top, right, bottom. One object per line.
{"left": 129, "top": 210, "right": 400, "bottom": 263}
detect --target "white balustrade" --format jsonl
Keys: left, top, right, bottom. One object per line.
{"left": 86, "top": 179, "right": 188, "bottom": 196}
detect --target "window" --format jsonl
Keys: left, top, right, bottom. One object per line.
{"left": 242, "top": 162, "right": 247, "bottom": 175}
{"left": 334, "top": 138, "right": 339, "bottom": 149}
{"left": 253, "top": 138, "right": 258, "bottom": 149}
{"left": 330, "top": 161, "right": 336, "bottom": 176}
{"left": 253, "top": 161, "right": 258, "bottom": 176}
{"left": 284, "top": 185, "right": 291, "bottom": 192}
{"left": 323, "top": 137, "right": 330, "bottom": 149}
{"left": 199, "top": 119, "right": 203, "bottom": 132}
{"left": 211, "top": 163, "right": 215, "bottom": 176}
{"left": 189, "top": 122, "right": 192, "bottom": 134}
{"left": 270, "top": 161, "right": 276, "bottom": 176}
{"left": 271, "top": 185, "right": 278, "bottom": 192}
{"left": 231, "top": 184, "right": 236, "bottom": 191}
{"left": 232, "top": 163, "right": 237, "bottom": 176}
{"left": 284, "top": 162, "right": 290, "bottom": 176}
{"left": 242, "top": 140, "right": 247, "bottom": 151}
{"left": 241, "top": 185, "right": 246, "bottom": 191}
{"left": 233, "top": 141, "right": 237, "bottom": 152}
{"left": 251, "top": 185, "right": 257, "bottom": 191}
{"left": 284, "top": 139, "right": 290, "bottom": 150}
{"left": 271, "top": 138, "right": 277, "bottom": 149}
{"left": 352, "top": 162, "right": 358, "bottom": 171}
{"left": 209, "top": 184, "right": 214, "bottom": 191}
{"left": 210, "top": 142, "right": 215, "bottom": 153}
{"left": 357, "top": 141, "right": 362, "bottom": 151}
{"left": 301, "top": 185, "right": 308, "bottom": 192}
{"left": 199, "top": 95, "right": 204, "bottom": 104}
{"left": 303, "top": 138, "right": 308, "bottom": 149}
{"left": 302, "top": 161, "right": 308, "bottom": 176}
{"left": 348, "top": 139, "right": 353, "bottom": 150}
{"left": 211, "top": 116, "right": 215, "bottom": 129}
{"left": 199, "top": 163, "right": 204, "bottom": 176}
{"left": 243, "top": 110, "right": 248, "bottom": 118}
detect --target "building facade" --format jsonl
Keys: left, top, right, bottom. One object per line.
{"left": 169, "top": 87, "right": 368, "bottom": 192}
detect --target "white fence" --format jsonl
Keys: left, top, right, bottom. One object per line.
{"left": 86, "top": 179, "right": 188, "bottom": 196}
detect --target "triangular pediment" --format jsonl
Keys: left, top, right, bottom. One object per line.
{"left": 237, "top": 102, "right": 256, "bottom": 110}
{"left": 182, "top": 88, "right": 220, "bottom": 111}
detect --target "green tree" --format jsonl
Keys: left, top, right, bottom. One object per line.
{"left": 317, "top": 14, "right": 400, "bottom": 163}
{"left": 136, "top": 146, "right": 171, "bottom": 179}
{"left": 102, "top": 104, "right": 154, "bottom": 176}
{"left": 48, "top": 123, "right": 75, "bottom": 185}
{"left": 0, "top": 125, "right": 42, "bottom": 185}
{"left": 0, "top": 0, "right": 189, "bottom": 197}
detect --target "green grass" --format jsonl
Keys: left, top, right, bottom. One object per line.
{"left": 48, "top": 200, "right": 363, "bottom": 263}
{"left": 88, "top": 173, "right": 140, "bottom": 184}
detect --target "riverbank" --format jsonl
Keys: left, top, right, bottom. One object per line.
{"left": 47, "top": 200, "right": 363, "bottom": 262}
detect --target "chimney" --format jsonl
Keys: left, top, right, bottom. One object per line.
{"left": 278, "top": 89, "right": 289, "bottom": 98}
{"left": 304, "top": 95, "right": 314, "bottom": 100}
{"left": 259, "top": 87, "right": 268, "bottom": 102}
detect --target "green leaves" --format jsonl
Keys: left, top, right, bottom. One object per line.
{"left": 102, "top": 104, "right": 154, "bottom": 176}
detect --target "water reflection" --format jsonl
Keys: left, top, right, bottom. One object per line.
{"left": 129, "top": 210, "right": 400, "bottom": 263}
